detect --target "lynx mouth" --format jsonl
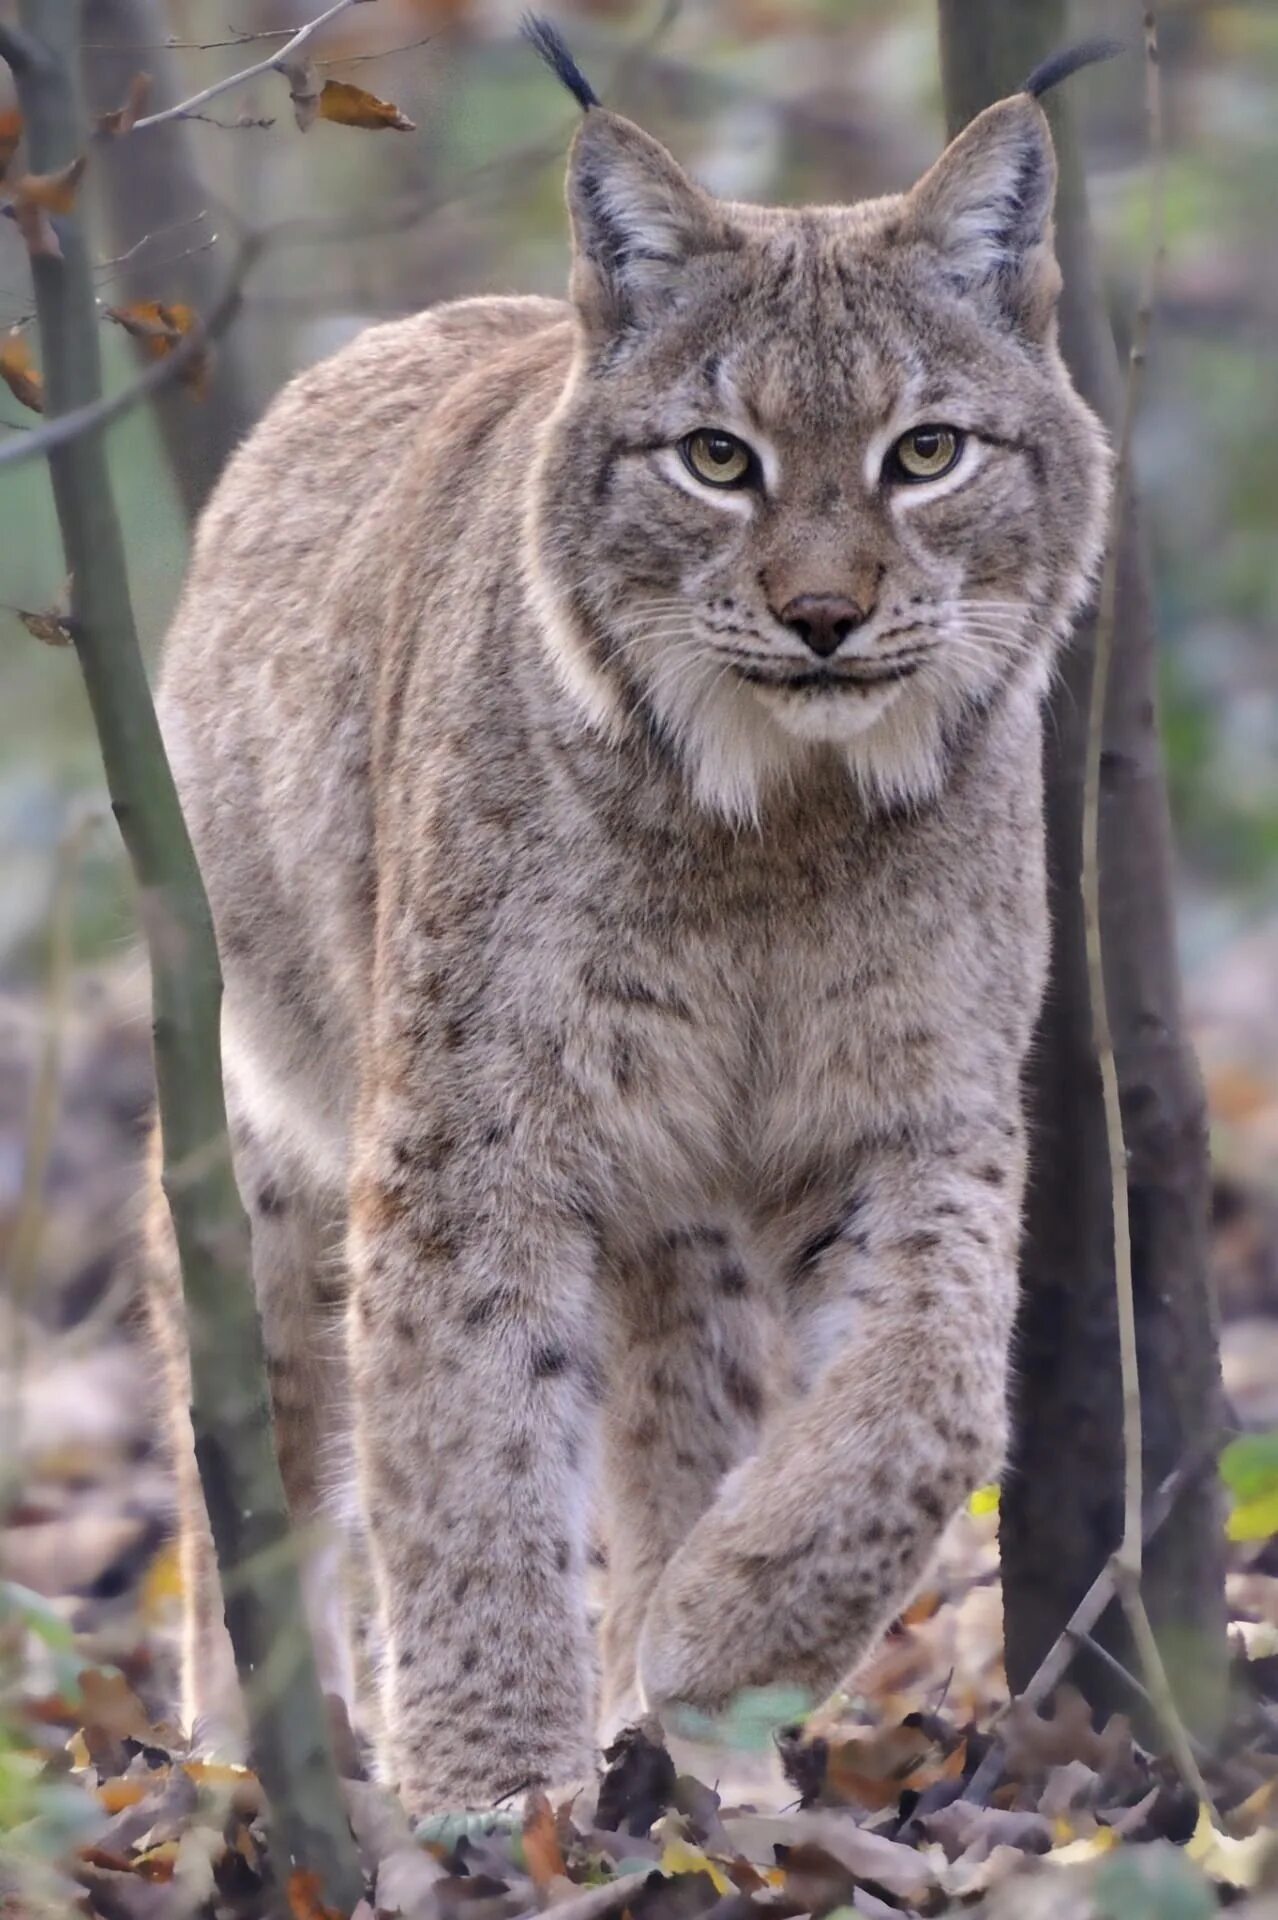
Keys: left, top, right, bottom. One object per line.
{"left": 731, "top": 660, "right": 921, "bottom": 693}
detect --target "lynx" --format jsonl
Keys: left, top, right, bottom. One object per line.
{"left": 148, "top": 25, "right": 1111, "bottom": 1813}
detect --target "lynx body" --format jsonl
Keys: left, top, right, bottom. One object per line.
{"left": 150, "top": 74, "right": 1109, "bottom": 1810}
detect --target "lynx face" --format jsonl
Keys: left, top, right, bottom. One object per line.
{"left": 529, "top": 106, "right": 1109, "bottom": 819}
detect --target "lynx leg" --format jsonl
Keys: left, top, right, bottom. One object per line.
{"left": 637, "top": 1133, "right": 1022, "bottom": 1713}
{"left": 348, "top": 1146, "right": 603, "bottom": 1814}
{"left": 146, "top": 1107, "right": 355, "bottom": 1754}
{"left": 597, "top": 1225, "right": 783, "bottom": 1733}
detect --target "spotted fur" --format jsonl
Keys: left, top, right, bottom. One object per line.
{"left": 146, "top": 88, "right": 1109, "bottom": 1812}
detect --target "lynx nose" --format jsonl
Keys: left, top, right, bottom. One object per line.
{"left": 777, "top": 592, "right": 870, "bottom": 659}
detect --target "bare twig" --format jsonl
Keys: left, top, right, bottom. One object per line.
{"left": 127, "top": 0, "right": 377, "bottom": 133}
{"left": 96, "top": 208, "right": 210, "bottom": 273}
{"left": 961, "top": 1448, "right": 1213, "bottom": 1804}
{"left": 86, "top": 30, "right": 436, "bottom": 64}
{"left": 181, "top": 111, "right": 276, "bottom": 129}
{"left": 1078, "top": 6, "right": 1215, "bottom": 1816}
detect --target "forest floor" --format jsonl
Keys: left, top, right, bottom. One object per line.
{"left": 3, "top": 935, "right": 1278, "bottom": 1920}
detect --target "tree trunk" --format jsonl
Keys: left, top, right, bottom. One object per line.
{"left": 4, "top": 6, "right": 362, "bottom": 1899}
{"left": 936, "top": 0, "right": 1227, "bottom": 1735}
{"left": 84, "top": 0, "right": 259, "bottom": 517}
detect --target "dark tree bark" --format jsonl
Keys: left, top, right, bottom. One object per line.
{"left": 937, "top": 1, "right": 1227, "bottom": 1734}
{"left": 84, "top": 0, "right": 259, "bottom": 517}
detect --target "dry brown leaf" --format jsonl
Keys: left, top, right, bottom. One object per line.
{"left": 0, "top": 332, "right": 42, "bottom": 412}
{"left": 0, "top": 108, "right": 22, "bottom": 181}
{"left": 96, "top": 72, "right": 153, "bottom": 137}
{"left": 919, "top": 1800, "right": 1052, "bottom": 1863}
{"left": 823, "top": 1718, "right": 964, "bottom": 1811}
{"left": 78, "top": 1665, "right": 157, "bottom": 1744}
{"left": 900, "top": 1588, "right": 944, "bottom": 1627}
{"left": 287, "top": 1868, "right": 344, "bottom": 1920}
{"left": 282, "top": 57, "right": 322, "bottom": 132}
{"left": 1001, "top": 1687, "right": 1138, "bottom": 1789}
{"left": 317, "top": 79, "right": 416, "bottom": 132}
{"left": 132, "top": 1841, "right": 180, "bottom": 1883}
{"left": 182, "top": 1759, "right": 264, "bottom": 1820}
{"left": 96, "top": 1778, "right": 155, "bottom": 1814}
{"left": 19, "top": 153, "right": 87, "bottom": 215}
{"left": 104, "top": 301, "right": 208, "bottom": 398}
{"left": 522, "top": 1787, "right": 567, "bottom": 1889}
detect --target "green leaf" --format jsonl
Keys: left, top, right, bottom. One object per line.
{"left": 1093, "top": 1844, "right": 1215, "bottom": 1920}
{"left": 414, "top": 1808, "right": 519, "bottom": 1847}
{"left": 1220, "top": 1432, "right": 1278, "bottom": 1503}
{"left": 1227, "top": 1488, "right": 1278, "bottom": 1543}
{"left": 663, "top": 1684, "right": 813, "bottom": 1753}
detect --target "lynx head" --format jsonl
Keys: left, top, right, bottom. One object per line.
{"left": 524, "top": 33, "right": 1112, "bottom": 822}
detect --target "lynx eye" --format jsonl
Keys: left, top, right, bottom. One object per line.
{"left": 887, "top": 425, "right": 964, "bottom": 484}
{"left": 680, "top": 428, "right": 754, "bottom": 489}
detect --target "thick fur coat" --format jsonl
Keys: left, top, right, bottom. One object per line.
{"left": 149, "top": 78, "right": 1109, "bottom": 1811}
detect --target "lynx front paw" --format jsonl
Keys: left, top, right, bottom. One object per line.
{"left": 636, "top": 1513, "right": 881, "bottom": 1715}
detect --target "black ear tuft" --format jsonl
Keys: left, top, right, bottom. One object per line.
{"left": 1023, "top": 35, "right": 1125, "bottom": 101}
{"left": 521, "top": 13, "right": 600, "bottom": 112}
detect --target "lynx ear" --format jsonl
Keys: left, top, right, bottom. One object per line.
{"left": 566, "top": 112, "right": 741, "bottom": 334}
{"left": 901, "top": 96, "right": 1060, "bottom": 336}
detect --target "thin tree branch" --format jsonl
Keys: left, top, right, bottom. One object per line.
{"left": 8, "top": 2, "right": 361, "bottom": 1901}
{"left": 961, "top": 1448, "right": 1213, "bottom": 1805}
{"left": 86, "top": 30, "right": 436, "bottom": 65}
{"left": 1080, "top": 5, "right": 1215, "bottom": 1817}
{"left": 127, "top": 0, "right": 377, "bottom": 133}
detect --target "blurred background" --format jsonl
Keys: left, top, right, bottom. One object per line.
{"left": 0, "top": 0, "right": 1274, "bottom": 1682}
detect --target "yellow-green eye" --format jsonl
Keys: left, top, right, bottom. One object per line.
{"left": 888, "top": 425, "right": 964, "bottom": 483}
{"left": 680, "top": 428, "right": 754, "bottom": 489}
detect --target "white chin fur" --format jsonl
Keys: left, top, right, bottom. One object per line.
{"left": 643, "top": 645, "right": 952, "bottom": 826}
{"left": 753, "top": 679, "right": 902, "bottom": 743}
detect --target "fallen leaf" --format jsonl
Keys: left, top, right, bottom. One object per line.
{"left": 78, "top": 1666, "right": 156, "bottom": 1744}
{"left": 920, "top": 1800, "right": 1051, "bottom": 1862}
{"left": 1185, "top": 1801, "right": 1275, "bottom": 1889}
{"left": 0, "top": 332, "right": 42, "bottom": 412}
{"left": 1001, "top": 1685, "right": 1138, "bottom": 1790}
{"left": 96, "top": 1778, "right": 154, "bottom": 1814}
{"left": 287, "top": 1867, "right": 344, "bottom": 1920}
{"left": 373, "top": 1845, "right": 446, "bottom": 1917}
{"left": 523, "top": 1789, "right": 567, "bottom": 1890}
{"left": 822, "top": 1717, "right": 963, "bottom": 1811}
{"left": 1048, "top": 1826, "right": 1120, "bottom": 1865}
{"left": 720, "top": 1811, "right": 938, "bottom": 1907}
{"left": 596, "top": 1719, "right": 676, "bottom": 1838}
{"left": 95, "top": 72, "right": 153, "bottom": 136}
{"left": 1092, "top": 1843, "right": 1216, "bottom": 1920}
{"left": 658, "top": 1837, "right": 732, "bottom": 1896}
{"left": 317, "top": 79, "right": 416, "bottom": 132}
